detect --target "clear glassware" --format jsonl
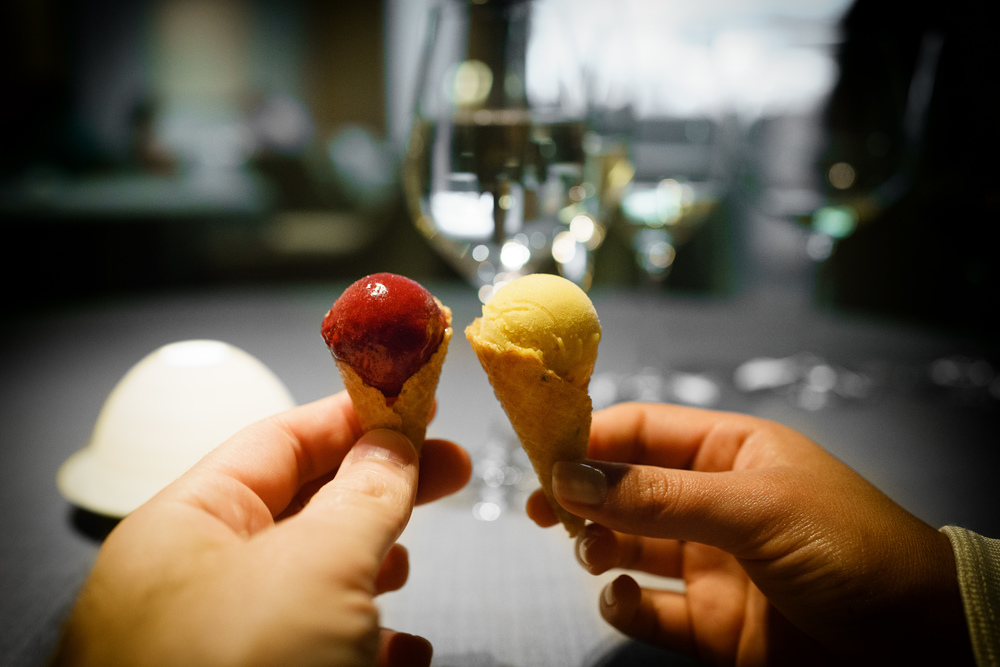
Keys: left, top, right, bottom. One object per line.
{"left": 546, "top": 1, "right": 735, "bottom": 288}
{"left": 607, "top": 18, "right": 731, "bottom": 286}
{"left": 402, "top": 0, "right": 629, "bottom": 302}
{"left": 618, "top": 129, "right": 727, "bottom": 284}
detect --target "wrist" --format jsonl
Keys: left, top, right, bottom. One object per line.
{"left": 859, "top": 526, "right": 974, "bottom": 665}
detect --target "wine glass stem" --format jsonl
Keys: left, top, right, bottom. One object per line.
{"left": 493, "top": 180, "right": 508, "bottom": 246}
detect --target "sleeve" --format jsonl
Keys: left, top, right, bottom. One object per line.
{"left": 941, "top": 525, "right": 1000, "bottom": 667}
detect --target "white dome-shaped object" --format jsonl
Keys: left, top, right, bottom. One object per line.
{"left": 58, "top": 340, "right": 296, "bottom": 518}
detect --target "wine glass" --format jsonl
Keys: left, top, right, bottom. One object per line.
{"left": 600, "top": 9, "right": 734, "bottom": 286}
{"left": 617, "top": 118, "right": 728, "bottom": 284}
{"left": 402, "top": 0, "right": 629, "bottom": 302}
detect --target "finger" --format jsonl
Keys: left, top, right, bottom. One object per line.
{"left": 575, "top": 524, "right": 683, "bottom": 578}
{"left": 414, "top": 439, "right": 472, "bottom": 505}
{"left": 376, "top": 629, "right": 433, "bottom": 667}
{"left": 277, "top": 428, "right": 420, "bottom": 580}
{"left": 277, "top": 437, "right": 472, "bottom": 519}
{"left": 575, "top": 523, "right": 619, "bottom": 575}
{"left": 274, "top": 470, "right": 337, "bottom": 521}
{"left": 588, "top": 402, "right": 764, "bottom": 472}
{"left": 599, "top": 575, "right": 696, "bottom": 656}
{"left": 552, "top": 459, "right": 788, "bottom": 555}
{"left": 374, "top": 544, "right": 409, "bottom": 595}
{"left": 525, "top": 489, "right": 559, "bottom": 527}
{"left": 189, "top": 393, "right": 363, "bottom": 519}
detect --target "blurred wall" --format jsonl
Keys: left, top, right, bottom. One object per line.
{"left": 2, "top": 0, "right": 455, "bottom": 317}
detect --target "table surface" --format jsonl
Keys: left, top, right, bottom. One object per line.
{"left": 2, "top": 282, "right": 998, "bottom": 666}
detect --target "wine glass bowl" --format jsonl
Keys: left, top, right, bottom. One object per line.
{"left": 620, "top": 176, "right": 722, "bottom": 282}
{"left": 402, "top": 0, "right": 627, "bottom": 301}
{"left": 404, "top": 110, "right": 588, "bottom": 301}
{"left": 616, "top": 115, "right": 726, "bottom": 283}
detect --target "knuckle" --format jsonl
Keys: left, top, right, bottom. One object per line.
{"left": 610, "top": 468, "right": 684, "bottom": 534}
{"left": 319, "top": 464, "right": 411, "bottom": 523}
{"left": 345, "top": 466, "right": 395, "bottom": 500}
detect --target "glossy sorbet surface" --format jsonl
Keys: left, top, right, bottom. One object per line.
{"left": 322, "top": 273, "right": 447, "bottom": 397}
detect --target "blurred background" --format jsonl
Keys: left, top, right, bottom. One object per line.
{"left": 2, "top": 0, "right": 997, "bottom": 342}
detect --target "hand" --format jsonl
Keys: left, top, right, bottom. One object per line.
{"left": 54, "top": 392, "right": 471, "bottom": 667}
{"left": 528, "top": 402, "right": 973, "bottom": 665}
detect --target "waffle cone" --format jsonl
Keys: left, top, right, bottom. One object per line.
{"left": 466, "top": 319, "right": 590, "bottom": 536}
{"left": 337, "top": 305, "right": 452, "bottom": 452}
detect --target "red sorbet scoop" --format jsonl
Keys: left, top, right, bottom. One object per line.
{"left": 322, "top": 273, "right": 447, "bottom": 398}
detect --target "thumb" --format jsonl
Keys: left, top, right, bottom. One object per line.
{"left": 280, "top": 429, "right": 420, "bottom": 577}
{"left": 552, "top": 460, "right": 777, "bottom": 555}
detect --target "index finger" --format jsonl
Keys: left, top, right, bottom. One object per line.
{"left": 196, "top": 392, "right": 364, "bottom": 517}
{"left": 589, "top": 402, "right": 763, "bottom": 473}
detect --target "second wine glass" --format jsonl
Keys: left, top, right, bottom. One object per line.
{"left": 402, "top": 0, "right": 629, "bottom": 302}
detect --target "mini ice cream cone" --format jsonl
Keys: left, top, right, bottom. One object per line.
{"left": 338, "top": 305, "right": 452, "bottom": 452}
{"left": 467, "top": 318, "right": 590, "bottom": 536}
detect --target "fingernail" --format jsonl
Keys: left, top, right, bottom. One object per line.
{"left": 553, "top": 461, "right": 608, "bottom": 505}
{"left": 575, "top": 530, "right": 597, "bottom": 569}
{"left": 349, "top": 429, "right": 413, "bottom": 469}
{"left": 386, "top": 632, "right": 433, "bottom": 667}
{"left": 601, "top": 580, "right": 618, "bottom": 609}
